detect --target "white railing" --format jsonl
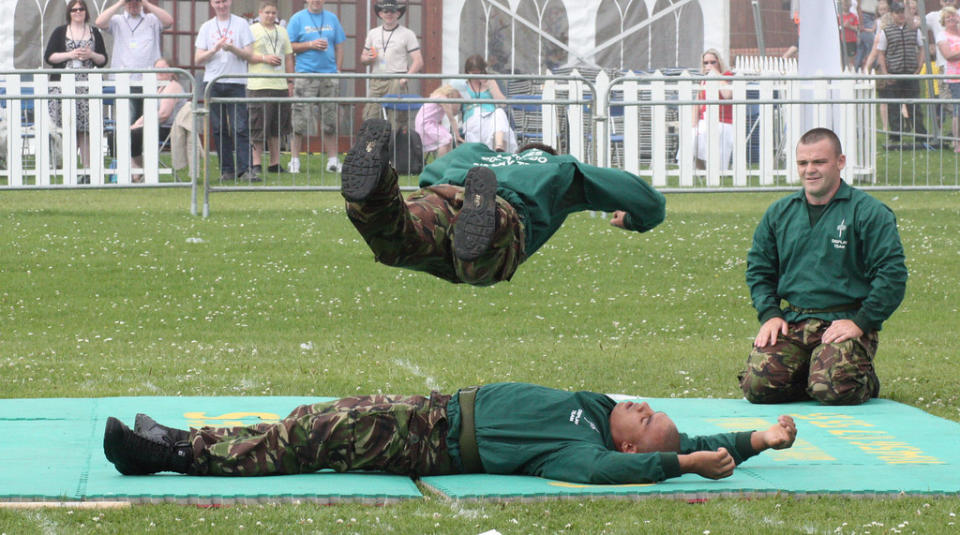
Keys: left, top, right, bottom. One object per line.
{"left": 0, "top": 70, "right": 195, "bottom": 188}
{"left": 541, "top": 67, "right": 877, "bottom": 189}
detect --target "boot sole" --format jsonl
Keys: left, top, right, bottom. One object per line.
{"left": 134, "top": 413, "right": 190, "bottom": 444}
{"left": 454, "top": 167, "right": 498, "bottom": 262}
{"left": 341, "top": 119, "right": 392, "bottom": 202}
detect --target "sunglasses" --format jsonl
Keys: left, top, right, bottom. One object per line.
{"left": 70, "top": 7, "right": 86, "bottom": 12}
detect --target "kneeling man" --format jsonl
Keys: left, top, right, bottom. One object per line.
{"left": 740, "top": 128, "right": 907, "bottom": 405}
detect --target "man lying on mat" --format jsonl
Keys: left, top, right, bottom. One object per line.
{"left": 104, "top": 382, "right": 796, "bottom": 484}
{"left": 339, "top": 118, "right": 666, "bottom": 287}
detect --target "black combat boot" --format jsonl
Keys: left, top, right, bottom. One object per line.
{"left": 453, "top": 166, "right": 498, "bottom": 261}
{"left": 103, "top": 417, "right": 193, "bottom": 475}
{"left": 134, "top": 413, "right": 190, "bottom": 445}
{"left": 341, "top": 118, "right": 394, "bottom": 202}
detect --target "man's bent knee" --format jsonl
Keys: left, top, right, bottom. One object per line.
{"left": 739, "top": 368, "right": 808, "bottom": 404}
{"left": 807, "top": 375, "right": 877, "bottom": 405}
{"left": 739, "top": 348, "right": 810, "bottom": 404}
{"left": 807, "top": 338, "right": 879, "bottom": 405}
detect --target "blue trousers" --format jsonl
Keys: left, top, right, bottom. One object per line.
{"left": 854, "top": 13, "right": 876, "bottom": 70}
{"left": 207, "top": 82, "right": 251, "bottom": 176}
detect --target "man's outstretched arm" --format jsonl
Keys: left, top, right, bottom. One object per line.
{"left": 679, "top": 415, "right": 797, "bottom": 479}
{"left": 533, "top": 416, "right": 796, "bottom": 484}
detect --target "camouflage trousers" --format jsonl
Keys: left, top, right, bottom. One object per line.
{"left": 738, "top": 319, "right": 880, "bottom": 405}
{"left": 189, "top": 392, "right": 456, "bottom": 477}
{"left": 344, "top": 170, "right": 526, "bottom": 286}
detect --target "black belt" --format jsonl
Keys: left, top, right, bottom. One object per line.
{"left": 786, "top": 301, "right": 861, "bottom": 315}
{"left": 457, "top": 386, "right": 483, "bottom": 473}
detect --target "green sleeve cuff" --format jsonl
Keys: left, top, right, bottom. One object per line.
{"left": 622, "top": 212, "right": 660, "bottom": 233}
{"left": 852, "top": 310, "right": 877, "bottom": 333}
{"left": 659, "top": 452, "right": 681, "bottom": 479}
{"left": 735, "top": 431, "right": 757, "bottom": 463}
{"left": 758, "top": 307, "right": 783, "bottom": 324}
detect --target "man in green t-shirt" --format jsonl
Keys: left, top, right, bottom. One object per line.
{"left": 740, "top": 128, "right": 907, "bottom": 405}
{"left": 103, "top": 382, "right": 797, "bottom": 484}
{"left": 339, "top": 119, "right": 666, "bottom": 286}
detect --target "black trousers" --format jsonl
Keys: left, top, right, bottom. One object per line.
{"left": 879, "top": 78, "right": 926, "bottom": 141}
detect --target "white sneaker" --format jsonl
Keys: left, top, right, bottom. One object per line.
{"left": 288, "top": 158, "right": 300, "bottom": 173}
{"left": 326, "top": 157, "right": 342, "bottom": 173}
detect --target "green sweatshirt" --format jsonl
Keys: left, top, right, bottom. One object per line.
{"left": 746, "top": 182, "right": 907, "bottom": 332}
{"left": 445, "top": 382, "right": 757, "bottom": 484}
{"left": 418, "top": 143, "right": 666, "bottom": 257}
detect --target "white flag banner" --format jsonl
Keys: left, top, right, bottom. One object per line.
{"left": 798, "top": 0, "right": 844, "bottom": 132}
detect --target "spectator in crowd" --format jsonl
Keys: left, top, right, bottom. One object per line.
{"left": 937, "top": 6, "right": 960, "bottom": 151}
{"left": 44, "top": 0, "right": 108, "bottom": 182}
{"left": 460, "top": 55, "right": 517, "bottom": 153}
{"left": 864, "top": 2, "right": 892, "bottom": 133}
{"left": 906, "top": 0, "right": 921, "bottom": 28}
{"left": 94, "top": 0, "right": 173, "bottom": 122}
{"left": 415, "top": 85, "right": 463, "bottom": 157}
{"left": 926, "top": 1, "right": 957, "bottom": 68}
{"left": 195, "top": 0, "right": 257, "bottom": 182}
{"left": 871, "top": 2, "right": 926, "bottom": 145}
{"left": 926, "top": 0, "right": 959, "bottom": 134}
{"left": 694, "top": 48, "right": 733, "bottom": 171}
{"left": 740, "top": 128, "right": 907, "bottom": 405}
{"left": 247, "top": 0, "right": 294, "bottom": 175}
{"left": 856, "top": 0, "right": 883, "bottom": 70}
{"left": 359, "top": 0, "right": 423, "bottom": 128}
{"left": 842, "top": 0, "right": 860, "bottom": 70}
{"left": 864, "top": 2, "right": 893, "bottom": 72}
{"left": 128, "top": 58, "right": 187, "bottom": 183}
{"left": 286, "top": 0, "right": 346, "bottom": 174}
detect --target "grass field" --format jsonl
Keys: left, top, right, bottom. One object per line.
{"left": 1, "top": 188, "right": 959, "bottom": 533}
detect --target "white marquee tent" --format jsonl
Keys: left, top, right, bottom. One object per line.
{"left": 1, "top": 0, "right": 728, "bottom": 74}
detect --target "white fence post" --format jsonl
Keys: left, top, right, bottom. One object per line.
{"left": 114, "top": 74, "right": 132, "bottom": 184}
{"left": 622, "top": 75, "right": 640, "bottom": 176}
{"left": 542, "top": 80, "right": 558, "bottom": 149}
{"left": 35, "top": 74, "right": 52, "bottom": 186}
{"left": 758, "top": 77, "right": 775, "bottom": 185}
{"left": 5, "top": 74, "right": 24, "bottom": 187}
{"left": 732, "top": 75, "right": 747, "bottom": 186}
{"left": 567, "top": 69, "right": 585, "bottom": 161}
{"left": 838, "top": 77, "right": 857, "bottom": 180}
{"left": 704, "top": 76, "right": 721, "bottom": 186}
{"left": 677, "top": 71, "right": 695, "bottom": 187}
{"left": 786, "top": 78, "right": 802, "bottom": 183}
{"left": 650, "top": 71, "right": 666, "bottom": 186}
{"left": 61, "top": 73, "right": 78, "bottom": 184}
{"left": 143, "top": 72, "right": 160, "bottom": 184}
{"left": 88, "top": 73, "right": 105, "bottom": 185}
{"left": 595, "top": 70, "right": 609, "bottom": 168}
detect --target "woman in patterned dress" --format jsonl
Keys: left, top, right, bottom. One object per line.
{"left": 44, "top": 0, "right": 108, "bottom": 179}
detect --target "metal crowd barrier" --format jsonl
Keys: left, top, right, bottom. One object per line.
{"left": 596, "top": 71, "right": 960, "bottom": 192}
{"left": 5, "top": 69, "right": 958, "bottom": 219}
{"left": 198, "top": 72, "right": 594, "bottom": 216}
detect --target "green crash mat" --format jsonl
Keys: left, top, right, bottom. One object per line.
{"left": 0, "top": 397, "right": 421, "bottom": 504}
{"left": 5, "top": 396, "right": 959, "bottom": 504}
{"left": 421, "top": 398, "right": 960, "bottom": 501}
